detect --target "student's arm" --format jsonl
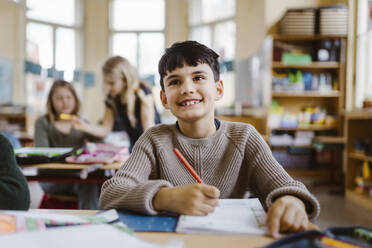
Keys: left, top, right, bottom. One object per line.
{"left": 243, "top": 126, "right": 319, "bottom": 236}
{"left": 34, "top": 117, "right": 50, "bottom": 147}
{"left": 99, "top": 129, "right": 172, "bottom": 215}
{"left": 0, "top": 135, "right": 30, "bottom": 210}
{"left": 71, "top": 106, "right": 114, "bottom": 138}
{"left": 138, "top": 90, "right": 156, "bottom": 130}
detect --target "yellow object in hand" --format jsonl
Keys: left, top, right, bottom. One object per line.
{"left": 59, "top": 113, "right": 72, "bottom": 120}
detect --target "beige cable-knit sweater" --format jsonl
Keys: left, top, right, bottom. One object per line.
{"left": 100, "top": 121, "right": 320, "bottom": 219}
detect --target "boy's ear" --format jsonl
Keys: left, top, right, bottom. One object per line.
{"left": 160, "top": 90, "right": 169, "bottom": 109}
{"left": 215, "top": 80, "right": 224, "bottom": 101}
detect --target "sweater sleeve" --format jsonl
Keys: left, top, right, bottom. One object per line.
{"left": 0, "top": 135, "right": 30, "bottom": 210}
{"left": 99, "top": 129, "right": 172, "bottom": 214}
{"left": 34, "top": 116, "right": 50, "bottom": 147}
{"left": 244, "top": 126, "right": 320, "bottom": 220}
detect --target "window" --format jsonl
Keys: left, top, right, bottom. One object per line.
{"left": 25, "top": 0, "right": 82, "bottom": 111}
{"left": 355, "top": 0, "right": 372, "bottom": 107}
{"left": 110, "top": 0, "right": 165, "bottom": 114}
{"left": 188, "top": 0, "right": 236, "bottom": 108}
{"left": 110, "top": 0, "right": 165, "bottom": 79}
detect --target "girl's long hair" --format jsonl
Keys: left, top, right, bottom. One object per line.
{"left": 46, "top": 80, "right": 80, "bottom": 123}
{"left": 102, "top": 56, "right": 151, "bottom": 128}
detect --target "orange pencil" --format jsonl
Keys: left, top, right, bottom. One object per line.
{"left": 173, "top": 148, "right": 203, "bottom": 184}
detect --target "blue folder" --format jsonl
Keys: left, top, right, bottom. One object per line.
{"left": 117, "top": 210, "right": 178, "bottom": 232}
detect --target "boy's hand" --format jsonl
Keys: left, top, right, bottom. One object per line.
{"left": 153, "top": 184, "right": 220, "bottom": 215}
{"left": 267, "top": 195, "right": 308, "bottom": 238}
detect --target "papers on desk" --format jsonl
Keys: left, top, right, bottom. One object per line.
{"left": 0, "top": 210, "right": 183, "bottom": 248}
{"left": 14, "top": 147, "right": 74, "bottom": 156}
{"left": 0, "top": 209, "right": 122, "bottom": 233}
{"left": 176, "top": 198, "right": 268, "bottom": 235}
{"left": 0, "top": 224, "right": 182, "bottom": 248}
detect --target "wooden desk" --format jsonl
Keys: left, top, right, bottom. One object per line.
{"left": 29, "top": 209, "right": 273, "bottom": 247}
{"left": 23, "top": 162, "right": 121, "bottom": 170}
{"left": 21, "top": 162, "right": 121, "bottom": 183}
{"left": 29, "top": 209, "right": 316, "bottom": 248}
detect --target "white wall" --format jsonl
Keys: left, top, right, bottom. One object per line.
{"left": 82, "top": 0, "right": 109, "bottom": 123}
{"left": 0, "top": 0, "right": 25, "bottom": 105}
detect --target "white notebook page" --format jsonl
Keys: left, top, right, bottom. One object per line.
{"left": 176, "top": 198, "right": 268, "bottom": 235}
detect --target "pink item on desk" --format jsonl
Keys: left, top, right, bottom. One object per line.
{"left": 65, "top": 142, "right": 130, "bottom": 164}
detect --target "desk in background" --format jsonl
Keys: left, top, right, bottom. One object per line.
{"left": 21, "top": 162, "right": 121, "bottom": 183}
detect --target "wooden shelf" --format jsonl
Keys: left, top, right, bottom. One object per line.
{"left": 346, "top": 190, "right": 372, "bottom": 212}
{"left": 272, "top": 61, "right": 340, "bottom": 69}
{"left": 272, "top": 91, "right": 340, "bottom": 98}
{"left": 271, "top": 145, "right": 312, "bottom": 149}
{"left": 312, "top": 136, "right": 346, "bottom": 144}
{"left": 345, "top": 110, "right": 372, "bottom": 120}
{"left": 273, "top": 34, "right": 347, "bottom": 41}
{"left": 287, "top": 169, "right": 329, "bottom": 178}
{"left": 270, "top": 33, "right": 346, "bottom": 181}
{"left": 348, "top": 152, "right": 372, "bottom": 162}
{"left": 0, "top": 112, "right": 27, "bottom": 119}
{"left": 270, "top": 125, "right": 337, "bottom": 131}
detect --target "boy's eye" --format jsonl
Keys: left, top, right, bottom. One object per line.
{"left": 168, "top": 80, "right": 180, "bottom": 86}
{"left": 194, "top": 76, "right": 204, "bottom": 81}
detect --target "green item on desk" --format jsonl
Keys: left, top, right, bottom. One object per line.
{"left": 354, "top": 228, "right": 372, "bottom": 243}
{"left": 282, "top": 52, "right": 312, "bottom": 65}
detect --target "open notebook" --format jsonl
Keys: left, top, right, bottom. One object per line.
{"left": 176, "top": 198, "right": 268, "bottom": 235}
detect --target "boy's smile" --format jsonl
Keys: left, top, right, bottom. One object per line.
{"left": 160, "top": 63, "right": 223, "bottom": 126}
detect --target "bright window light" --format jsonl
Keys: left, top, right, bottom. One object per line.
{"left": 111, "top": 0, "right": 165, "bottom": 31}
{"left": 56, "top": 27, "right": 76, "bottom": 81}
{"left": 26, "top": 0, "right": 76, "bottom": 26}
{"left": 26, "top": 22, "right": 53, "bottom": 68}
{"left": 112, "top": 33, "right": 138, "bottom": 67}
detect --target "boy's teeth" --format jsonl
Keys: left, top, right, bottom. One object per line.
{"left": 182, "top": 100, "right": 200, "bottom": 106}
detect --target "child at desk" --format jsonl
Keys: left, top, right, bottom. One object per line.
{"left": 34, "top": 80, "right": 101, "bottom": 209}
{"left": 71, "top": 56, "right": 161, "bottom": 150}
{"left": 100, "top": 41, "right": 320, "bottom": 238}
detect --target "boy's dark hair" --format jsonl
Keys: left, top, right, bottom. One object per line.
{"left": 158, "top": 40, "right": 220, "bottom": 91}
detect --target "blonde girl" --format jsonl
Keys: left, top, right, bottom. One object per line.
{"left": 72, "top": 56, "right": 161, "bottom": 149}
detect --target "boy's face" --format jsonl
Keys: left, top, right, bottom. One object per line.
{"left": 160, "top": 63, "right": 223, "bottom": 123}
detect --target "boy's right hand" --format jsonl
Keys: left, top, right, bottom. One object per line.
{"left": 153, "top": 184, "right": 220, "bottom": 215}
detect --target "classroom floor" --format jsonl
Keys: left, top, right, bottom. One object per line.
{"left": 307, "top": 183, "right": 372, "bottom": 230}
{"left": 28, "top": 181, "right": 372, "bottom": 230}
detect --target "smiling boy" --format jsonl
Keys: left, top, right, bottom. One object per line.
{"left": 100, "top": 41, "right": 320, "bottom": 238}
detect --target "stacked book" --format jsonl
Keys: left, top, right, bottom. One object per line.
{"left": 279, "top": 8, "right": 316, "bottom": 35}
{"left": 319, "top": 6, "right": 348, "bottom": 35}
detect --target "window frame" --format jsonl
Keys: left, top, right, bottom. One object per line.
{"left": 189, "top": 16, "right": 236, "bottom": 53}
{"left": 108, "top": 0, "right": 166, "bottom": 75}
{"left": 25, "top": 0, "right": 84, "bottom": 76}
{"left": 188, "top": 1, "right": 236, "bottom": 109}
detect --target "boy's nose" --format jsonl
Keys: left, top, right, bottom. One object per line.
{"left": 181, "top": 80, "right": 195, "bottom": 94}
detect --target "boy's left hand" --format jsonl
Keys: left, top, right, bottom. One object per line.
{"left": 267, "top": 195, "right": 308, "bottom": 238}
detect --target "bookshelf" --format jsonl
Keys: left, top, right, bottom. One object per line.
{"left": 272, "top": 61, "right": 340, "bottom": 69}
{"left": 344, "top": 110, "right": 372, "bottom": 211}
{"left": 0, "top": 111, "right": 36, "bottom": 146}
{"left": 269, "top": 34, "right": 347, "bottom": 177}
